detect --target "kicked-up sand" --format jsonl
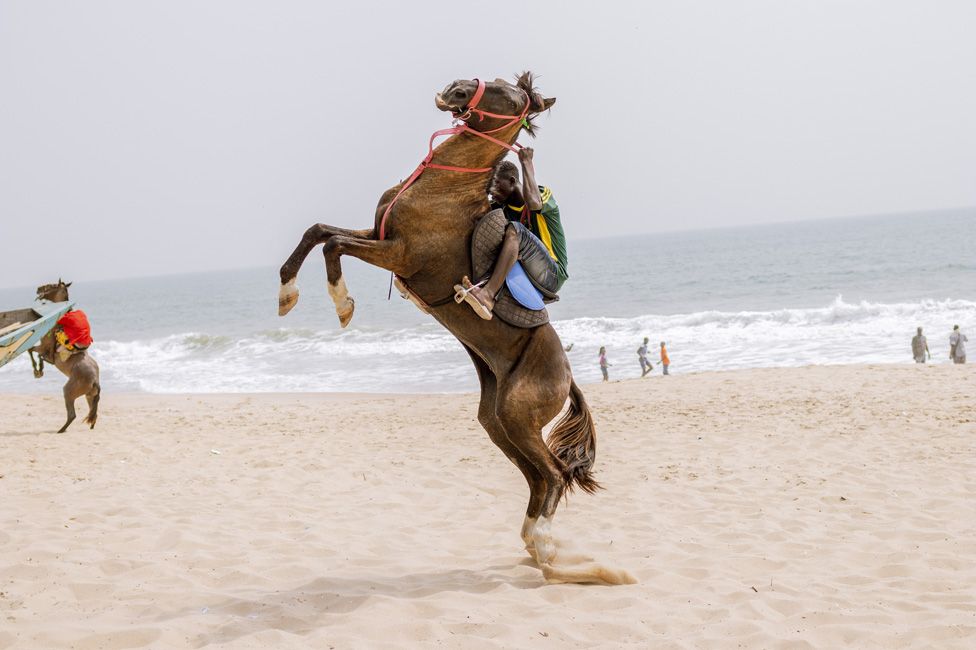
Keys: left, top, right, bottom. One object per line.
{"left": 1, "top": 363, "right": 974, "bottom": 648}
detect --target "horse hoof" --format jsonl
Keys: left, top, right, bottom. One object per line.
{"left": 278, "top": 279, "right": 299, "bottom": 316}
{"left": 337, "top": 297, "right": 355, "bottom": 328}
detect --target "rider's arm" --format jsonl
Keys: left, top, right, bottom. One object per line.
{"left": 518, "top": 148, "right": 543, "bottom": 211}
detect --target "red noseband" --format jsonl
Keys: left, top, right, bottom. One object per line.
{"left": 467, "top": 78, "right": 486, "bottom": 111}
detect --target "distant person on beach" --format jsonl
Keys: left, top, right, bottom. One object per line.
{"left": 599, "top": 346, "right": 611, "bottom": 382}
{"left": 456, "top": 149, "right": 567, "bottom": 319}
{"left": 911, "top": 327, "right": 930, "bottom": 363}
{"left": 659, "top": 341, "right": 670, "bottom": 375}
{"left": 637, "top": 337, "right": 653, "bottom": 377}
{"left": 949, "top": 325, "right": 967, "bottom": 364}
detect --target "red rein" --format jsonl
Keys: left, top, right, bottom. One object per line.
{"left": 378, "top": 79, "right": 529, "bottom": 240}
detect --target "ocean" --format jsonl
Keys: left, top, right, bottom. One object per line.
{"left": 1, "top": 210, "right": 973, "bottom": 394}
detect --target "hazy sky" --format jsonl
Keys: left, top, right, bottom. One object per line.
{"left": 1, "top": 1, "right": 974, "bottom": 288}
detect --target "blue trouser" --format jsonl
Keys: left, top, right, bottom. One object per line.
{"left": 509, "top": 222, "right": 561, "bottom": 294}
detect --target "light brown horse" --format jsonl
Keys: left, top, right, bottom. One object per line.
{"left": 279, "top": 73, "right": 633, "bottom": 585}
{"left": 28, "top": 280, "right": 101, "bottom": 433}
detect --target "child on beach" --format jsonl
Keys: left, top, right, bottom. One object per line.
{"left": 659, "top": 341, "right": 670, "bottom": 375}
{"left": 599, "top": 346, "right": 611, "bottom": 382}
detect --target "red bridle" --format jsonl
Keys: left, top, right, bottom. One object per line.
{"left": 378, "top": 79, "right": 530, "bottom": 240}
{"left": 454, "top": 78, "right": 530, "bottom": 133}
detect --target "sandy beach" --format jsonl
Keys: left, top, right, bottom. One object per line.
{"left": 1, "top": 363, "right": 974, "bottom": 648}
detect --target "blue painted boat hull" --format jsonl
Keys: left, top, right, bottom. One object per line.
{"left": 0, "top": 301, "right": 74, "bottom": 369}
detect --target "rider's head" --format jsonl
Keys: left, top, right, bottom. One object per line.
{"left": 489, "top": 160, "right": 520, "bottom": 203}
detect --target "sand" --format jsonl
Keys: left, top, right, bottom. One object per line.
{"left": 1, "top": 364, "right": 974, "bottom": 648}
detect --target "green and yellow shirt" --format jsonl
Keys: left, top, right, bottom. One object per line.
{"left": 495, "top": 186, "right": 569, "bottom": 288}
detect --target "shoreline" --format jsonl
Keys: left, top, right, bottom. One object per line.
{"left": 0, "top": 360, "right": 969, "bottom": 399}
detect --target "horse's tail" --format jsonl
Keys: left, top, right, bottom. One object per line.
{"left": 547, "top": 380, "right": 601, "bottom": 494}
{"left": 84, "top": 381, "right": 100, "bottom": 429}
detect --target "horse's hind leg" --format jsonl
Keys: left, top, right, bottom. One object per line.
{"left": 278, "top": 224, "right": 374, "bottom": 316}
{"left": 495, "top": 329, "right": 636, "bottom": 585}
{"left": 58, "top": 382, "right": 79, "bottom": 433}
{"left": 495, "top": 330, "right": 573, "bottom": 567}
{"left": 461, "top": 345, "right": 546, "bottom": 555}
{"left": 84, "top": 381, "right": 101, "bottom": 429}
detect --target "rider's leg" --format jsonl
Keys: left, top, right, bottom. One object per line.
{"left": 470, "top": 225, "right": 519, "bottom": 311}
{"left": 461, "top": 222, "right": 559, "bottom": 317}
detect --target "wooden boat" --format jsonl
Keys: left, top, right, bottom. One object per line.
{"left": 0, "top": 301, "right": 74, "bottom": 369}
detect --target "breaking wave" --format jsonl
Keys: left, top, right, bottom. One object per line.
{"left": 3, "top": 296, "right": 973, "bottom": 394}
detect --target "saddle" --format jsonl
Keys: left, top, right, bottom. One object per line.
{"left": 469, "top": 209, "right": 557, "bottom": 329}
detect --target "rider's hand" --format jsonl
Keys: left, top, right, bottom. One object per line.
{"left": 518, "top": 147, "right": 534, "bottom": 163}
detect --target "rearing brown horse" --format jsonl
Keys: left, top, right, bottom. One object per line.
{"left": 279, "top": 73, "right": 633, "bottom": 585}
{"left": 28, "top": 281, "right": 101, "bottom": 433}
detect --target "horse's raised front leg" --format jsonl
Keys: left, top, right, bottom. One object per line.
{"left": 322, "top": 236, "right": 408, "bottom": 328}
{"left": 278, "top": 224, "right": 374, "bottom": 316}
{"left": 28, "top": 348, "right": 43, "bottom": 378}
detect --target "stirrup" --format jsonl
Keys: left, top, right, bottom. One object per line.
{"left": 453, "top": 278, "right": 493, "bottom": 320}
{"left": 453, "top": 278, "right": 486, "bottom": 304}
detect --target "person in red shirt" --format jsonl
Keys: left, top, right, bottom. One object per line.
{"left": 55, "top": 309, "right": 93, "bottom": 351}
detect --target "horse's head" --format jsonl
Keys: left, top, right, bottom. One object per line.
{"left": 435, "top": 72, "right": 555, "bottom": 135}
{"left": 36, "top": 278, "right": 71, "bottom": 302}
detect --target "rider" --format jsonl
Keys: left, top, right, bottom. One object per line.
{"left": 458, "top": 147, "right": 568, "bottom": 319}
{"left": 54, "top": 309, "right": 92, "bottom": 362}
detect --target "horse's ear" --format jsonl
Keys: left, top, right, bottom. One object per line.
{"left": 528, "top": 92, "right": 556, "bottom": 113}
{"left": 66, "top": 282, "right": 72, "bottom": 288}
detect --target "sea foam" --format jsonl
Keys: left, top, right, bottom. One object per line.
{"left": 3, "top": 296, "right": 969, "bottom": 394}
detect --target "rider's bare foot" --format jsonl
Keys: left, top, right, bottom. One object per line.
{"left": 468, "top": 285, "right": 495, "bottom": 313}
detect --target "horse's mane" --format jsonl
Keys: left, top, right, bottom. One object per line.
{"left": 515, "top": 71, "right": 550, "bottom": 137}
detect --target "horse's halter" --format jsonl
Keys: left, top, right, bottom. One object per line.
{"left": 453, "top": 78, "right": 531, "bottom": 135}
{"left": 378, "top": 78, "right": 531, "bottom": 241}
